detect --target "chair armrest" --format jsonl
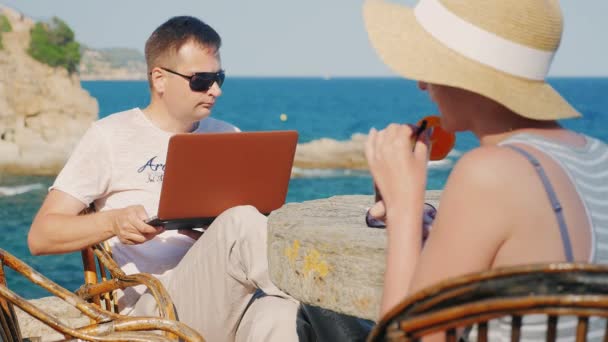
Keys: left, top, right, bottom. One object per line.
{"left": 0, "top": 248, "right": 204, "bottom": 341}
{"left": 75, "top": 272, "right": 176, "bottom": 320}
{"left": 75, "top": 316, "right": 205, "bottom": 341}
{"left": 78, "top": 243, "right": 177, "bottom": 320}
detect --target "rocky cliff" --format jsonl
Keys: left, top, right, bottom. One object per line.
{"left": 0, "top": 6, "right": 98, "bottom": 175}
{"left": 79, "top": 46, "right": 147, "bottom": 80}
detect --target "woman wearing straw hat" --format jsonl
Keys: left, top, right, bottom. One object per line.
{"left": 363, "top": 0, "right": 608, "bottom": 339}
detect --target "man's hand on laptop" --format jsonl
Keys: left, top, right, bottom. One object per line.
{"left": 109, "top": 205, "right": 165, "bottom": 245}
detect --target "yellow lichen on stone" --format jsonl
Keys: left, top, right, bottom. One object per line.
{"left": 303, "top": 249, "right": 330, "bottom": 277}
{"left": 353, "top": 296, "right": 371, "bottom": 313}
{"left": 284, "top": 240, "right": 300, "bottom": 266}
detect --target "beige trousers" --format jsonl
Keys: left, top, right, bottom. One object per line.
{"left": 133, "top": 205, "right": 302, "bottom": 342}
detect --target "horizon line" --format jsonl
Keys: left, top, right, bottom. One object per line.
{"left": 80, "top": 75, "right": 608, "bottom": 81}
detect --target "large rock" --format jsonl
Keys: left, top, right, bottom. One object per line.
{"left": 0, "top": 6, "right": 98, "bottom": 175}
{"left": 294, "top": 133, "right": 368, "bottom": 170}
{"left": 268, "top": 191, "right": 442, "bottom": 321}
{"left": 292, "top": 135, "right": 458, "bottom": 176}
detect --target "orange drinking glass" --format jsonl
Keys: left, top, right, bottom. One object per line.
{"left": 416, "top": 115, "right": 455, "bottom": 161}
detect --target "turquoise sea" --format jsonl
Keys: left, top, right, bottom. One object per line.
{"left": 1, "top": 77, "right": 607, "bottom": 298}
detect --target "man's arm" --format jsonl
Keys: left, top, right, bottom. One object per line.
{"left": 28, "top": 189, "right": 162, "bottom": 255}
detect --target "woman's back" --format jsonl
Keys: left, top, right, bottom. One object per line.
{"left": 495, "top": 132, "right": 608, "bottom": 266}
{"left": 469, "top": 132, "right": 608, "bottom": 341}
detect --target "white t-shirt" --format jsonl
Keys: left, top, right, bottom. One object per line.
{"left": 51, "top": 107, "right": 239, "bottom": 311}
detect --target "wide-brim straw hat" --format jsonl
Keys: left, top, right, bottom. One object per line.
{"left": 363, "top": 0, "right": 581, "bottom": 120}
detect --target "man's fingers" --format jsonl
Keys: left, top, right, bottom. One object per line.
{"left": 120, "top": 231, "right": 147, "bottom": 245}
{"left": 133, "top": 219, "right": 160, "bottom": 235}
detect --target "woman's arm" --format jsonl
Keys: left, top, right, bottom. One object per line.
{"left": 365, "top": 123, "right": 431, "bottom": 313}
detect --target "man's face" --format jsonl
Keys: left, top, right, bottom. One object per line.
{"left": 161, "top": 41, "right": 223, "bottom": 124}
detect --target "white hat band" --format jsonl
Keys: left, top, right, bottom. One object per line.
{"left": 414, "top": 0, "right": 555, "bottom": 80}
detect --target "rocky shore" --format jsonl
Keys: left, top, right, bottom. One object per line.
{"left": 0, "top": 6, "right": 98, "bottom": 175}
{"left": 79, "top": 47, "right": 147, "bottom": 81}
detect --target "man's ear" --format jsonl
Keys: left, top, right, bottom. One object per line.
{"left": 149, "top": 67, "right": 166, "bottom": 94}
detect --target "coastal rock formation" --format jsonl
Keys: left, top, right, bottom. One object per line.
{"left": 79, "top": 47, "right": 147, "bottom": 80}
{"left": 292, "top": 134, "right": 457, "bottom": 176}
{"left": 0, "top": 6, "right": 98, "bottom": 175}
{"left": 294, "top": 133, "right": 368, "bottom": 170}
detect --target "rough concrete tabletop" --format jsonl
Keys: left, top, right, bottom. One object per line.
{"left": 267, "top": 190, "right": 441, "bottom": 321}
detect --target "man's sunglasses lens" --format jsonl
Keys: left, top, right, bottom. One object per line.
{"left": 190, "top": 72, "right": 225, "bottom": 92}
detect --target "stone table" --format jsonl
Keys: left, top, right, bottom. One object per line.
{"left": 267, "top": 190, "right": 441, "bottom": 322}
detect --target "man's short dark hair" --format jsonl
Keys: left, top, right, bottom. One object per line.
{"left": 145, "top": 16, "right": 221, "bottom": 74}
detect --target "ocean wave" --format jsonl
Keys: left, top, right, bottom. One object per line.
{"left": 0, "top": 183, "right": 44, "bottom": 197}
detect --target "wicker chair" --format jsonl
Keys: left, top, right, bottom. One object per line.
{"left": 0, "top": 248, "right": 204, "bottom": 342}
{"left": 367, "top": 263, "right": 608, "bottom": 342}
{"left": 76, "top": 243, "right": 177, "bottom": 320}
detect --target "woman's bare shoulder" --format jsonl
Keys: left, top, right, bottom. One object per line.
{"left": 447, "top": 145, "right": 532, "bottom": 190}
{"left": 440, "top": 144, "right": 546, "bottom": 226}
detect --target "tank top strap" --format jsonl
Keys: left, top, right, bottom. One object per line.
{"left": 504, "top": 144, "right": 574, "bottom": 262}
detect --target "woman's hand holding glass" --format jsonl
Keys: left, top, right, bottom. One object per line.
{"left": 365, "top": 123, "right": 431, "bottom": 234}
{"left": 364, "top": 115, "right": 455, "bottom": 239}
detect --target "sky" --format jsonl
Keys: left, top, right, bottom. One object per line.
{"left": 2, "top": 0, "right": 607, "bottom": 77}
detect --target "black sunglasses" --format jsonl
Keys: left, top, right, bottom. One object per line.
{"left": 160, "top": 67, "right": 225, "bottom": 92}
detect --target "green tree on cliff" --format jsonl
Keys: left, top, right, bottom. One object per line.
{"left": 27, "top": 17, "right": 81, "bottom": 73}
{"left": 0, "top": 15, "right": 11, "bottom": 32}
{"left": 0, "top": 14, "right": 13, "bottom": 50}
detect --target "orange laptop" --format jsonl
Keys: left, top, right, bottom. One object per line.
{"left": 146, "top": 130, "right": 298, "bottom": 229}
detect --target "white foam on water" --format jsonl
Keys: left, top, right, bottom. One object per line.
{"left": 428, "top": 159, "right": 454, "bottom": 170}
{"left": 0, "top": 183, "right": 44, "bottom": 197}
{"left": 447, "top": 149, "right": 462, "bottom": 158}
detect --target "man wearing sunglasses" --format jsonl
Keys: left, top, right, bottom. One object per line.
{"left": 28, "top": 16, "right": 313, "bottom": 342}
